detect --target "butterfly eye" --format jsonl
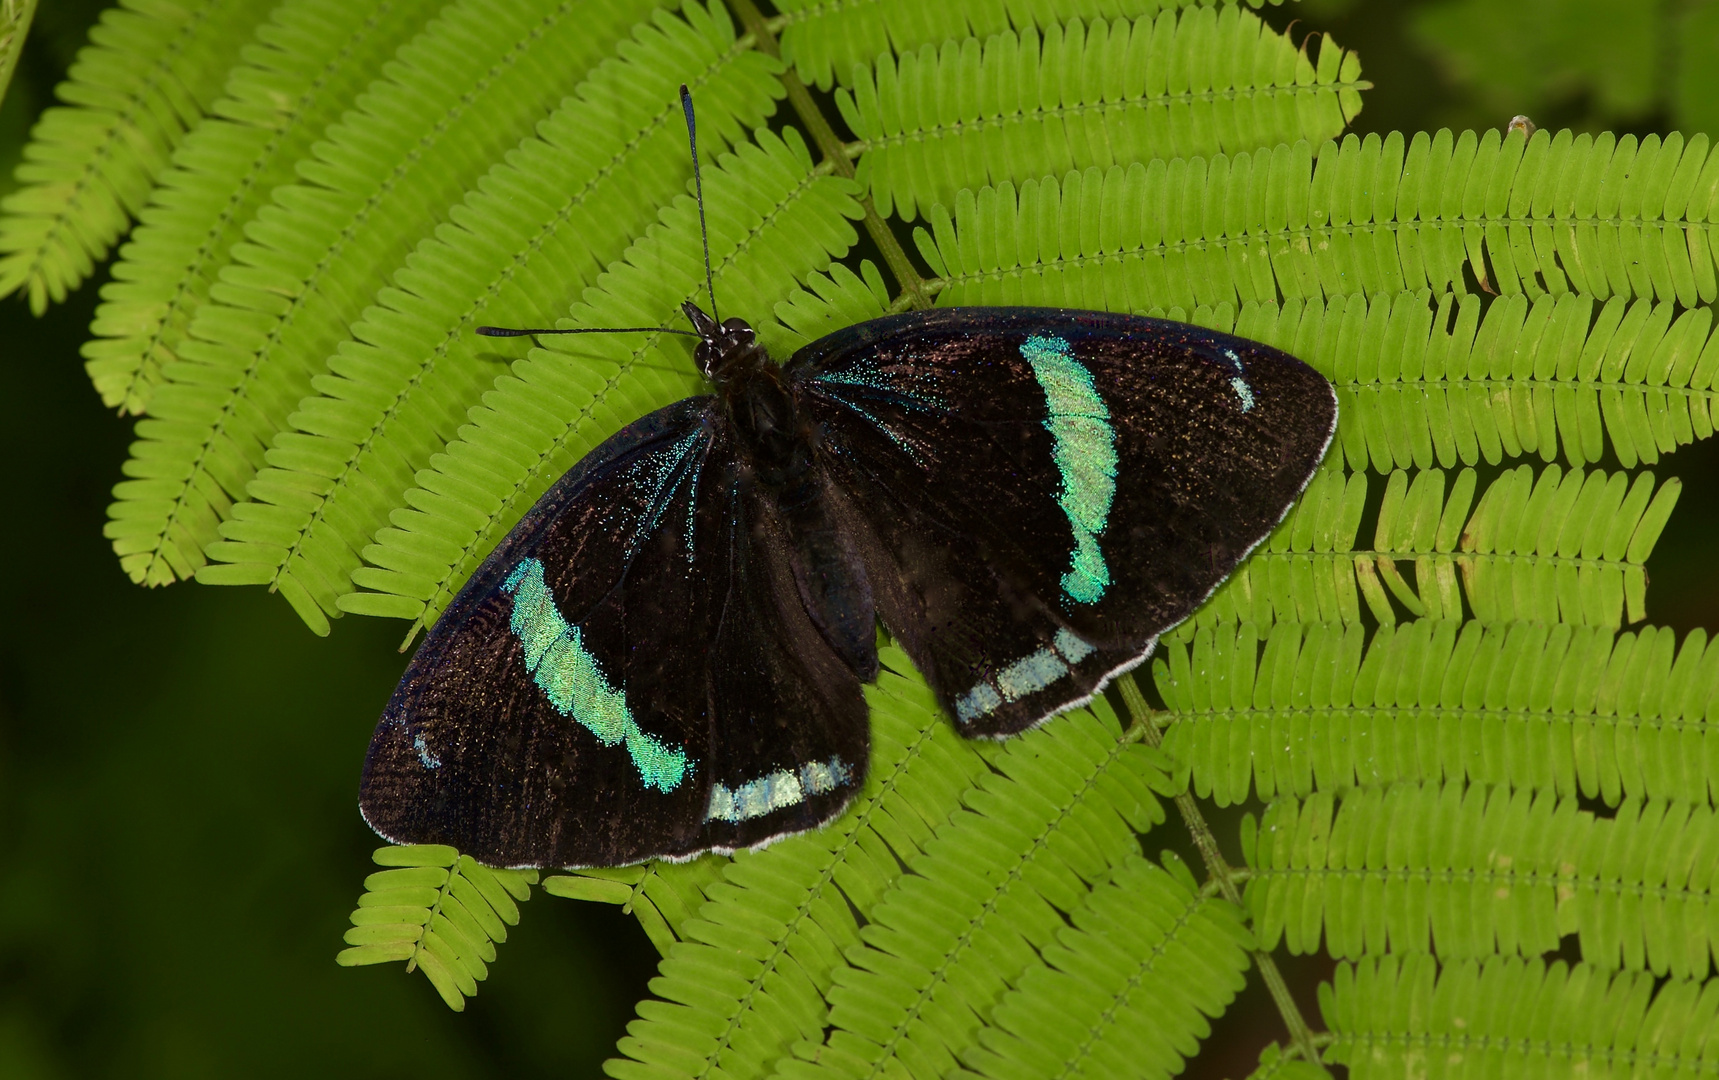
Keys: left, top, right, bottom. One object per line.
{"left": 694, "top": 340, "right": 720, "bottom": 379}
{"left": 691, "top": 318, "right": 762, "bottom": 381}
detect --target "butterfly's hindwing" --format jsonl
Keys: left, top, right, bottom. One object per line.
{"left": 359, "top": 396, "right": 869, "bottom": 866}
{"left": 698, "top": 474, "right": 870, "bottom": 852}
{"left": 795, "top": 307, "right": 1338, "bottom": 737}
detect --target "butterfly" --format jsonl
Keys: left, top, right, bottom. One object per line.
{"left": 358, "top": 88, "right": 1338, "bottom": 869}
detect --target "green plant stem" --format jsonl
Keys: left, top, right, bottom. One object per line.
{"left": 1118, "top": 674, "right": 1326, "bottom": 1070}
{"left": 724, "top": 0, "right": 931, "bottom": 309}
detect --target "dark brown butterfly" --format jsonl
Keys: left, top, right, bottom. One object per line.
{"left": 358, "top": 88, "right": 1337, "bottom": 868}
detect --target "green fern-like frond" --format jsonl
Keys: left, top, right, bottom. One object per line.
{"left": 334, "top": 843, "right": 537, "bottom": 1011}
{"left": 772, "top": 0, "right": 1272, "bottom": 91}
{"left": 1240, "top": 291, "right": 1717, "bottom": 473}
{"left": 596, "top": 645, "right": 991, "bottom": 1079}
{"left": 544, "top": 854, "right": 730, "bottom": 955}
{"left": 768, "top": 259, "right": 895, "bottom": 355}
{"left": 1160, "top": 620, "right": 1719, "bottom": 807}
{"left": 79, "top": 0, "right": 436, "bottom": 414}
{"left": 1321, "top": 954, "right": 1719, "bottom": 1078}
{"left": 104, "top": 0, "right": 670, "bottom": 603}
{"left": 333, "top": 126, "right": 864, "bottom": 629}
{"left": 198, "top": 1, "right": 780, "bottom": 632}
{"left": 0, "top": 0, "right": 272, "bottom": 312}
{"left": 835, "top": 7, "right": 1363, "bottom": 220}
{"left": 787, "top": 695, "right": 1167, "bottom": 1078}
{"left": 1170, "top": 460, "right": 1679, "bottom": 634}
{"left": 1244, "top": 780, "right": 1719, "bottom": 979}
{"left": 1451, "top": 463, "right": 1678, "bottom": 625}
{"left": 923, "top": 167, "right": 1719, "bottom": 470}
{"left": 919, "top": 126, "right": 1719, "bottom": 312}
{"left": 956, "top": 852, "right": 1253, "bottom": 1080}
{"left": 1242, "top": 1044, "right": 1329, "bottom": 1080}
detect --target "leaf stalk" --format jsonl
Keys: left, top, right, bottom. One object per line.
{"left": 1119, "top": 674, "right": 1326, "bottom": 1070}
{"left": 723, "top": 0, "right": 931, "bottom": 309}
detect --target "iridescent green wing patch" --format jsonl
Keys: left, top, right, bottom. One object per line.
{"left": 502, "top": 557, "right": 693, "bottom": 793}
{"left": 1020, "top": 333, "right": 1118, "bottom": 606}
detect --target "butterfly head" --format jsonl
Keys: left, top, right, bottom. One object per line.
{"left": 478, "top": 91, "right": 776, "bottom": 390}
{"left": 683, "top": 301, "right": 769, "bottom": 384}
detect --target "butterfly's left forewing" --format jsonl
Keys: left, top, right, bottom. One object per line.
{"left": 360, "top": 397, "right": 868, "bottom": 867}
{"left": 794, "top": 307, "right": 1337, "bottom": 738}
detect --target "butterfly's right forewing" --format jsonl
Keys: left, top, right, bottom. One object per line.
{"left": 795, "top": 307, "right": 1337, "bottom": 738}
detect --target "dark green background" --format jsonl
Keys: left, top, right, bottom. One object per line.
{"left": 3, "top": 2, "right": 1714, "bottom": 1077}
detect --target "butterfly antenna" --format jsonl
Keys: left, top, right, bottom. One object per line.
{"left": 681, "top": 84, "right": 719, "bottom": 324}
{"left": 475, "top": 88, "right": 719, "bottom": 341}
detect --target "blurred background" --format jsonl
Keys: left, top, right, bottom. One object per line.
{"left": 2, "top": 1, "right": 1715, "bottom": 1077}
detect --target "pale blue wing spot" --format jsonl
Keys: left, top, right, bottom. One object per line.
{"left": 1053, "top": 627, "right": 1095, "bottom": 663}
{"left": 413, "top": 734, "right": 441, "bottom": 770}
{"left": 1020, "top": 334, "right": 1118, "bottom": 606}
{"left": 501, "top": 558, "right": 693, "bottom": 793}
{"left": 952, "top": 628, "right": 1096, "bottom": 725}
{"left": 705, "top": 755, "right": 854, "bottom": 823}
{"left": 996, "top": 647, "right": 1069, "bottom": 701}
{"left": 1218, "top": 348, "right": 1255, "bottom": 411}
{"left": 798, "top": 758, "right": 849, "bottom": 794}
{"left": 956, "top": 682, "right": 1003, "bottom": 724}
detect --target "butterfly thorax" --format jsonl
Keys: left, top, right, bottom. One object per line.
{"left": 685, "top": 302, "right": 813, "bottom": 491}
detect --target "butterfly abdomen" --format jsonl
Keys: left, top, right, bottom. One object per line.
{"left": 717, "top": 340, "right": 881, "bottom": 683}
{"left": 775, "top": 477, "right": 879, "bottom": 682}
